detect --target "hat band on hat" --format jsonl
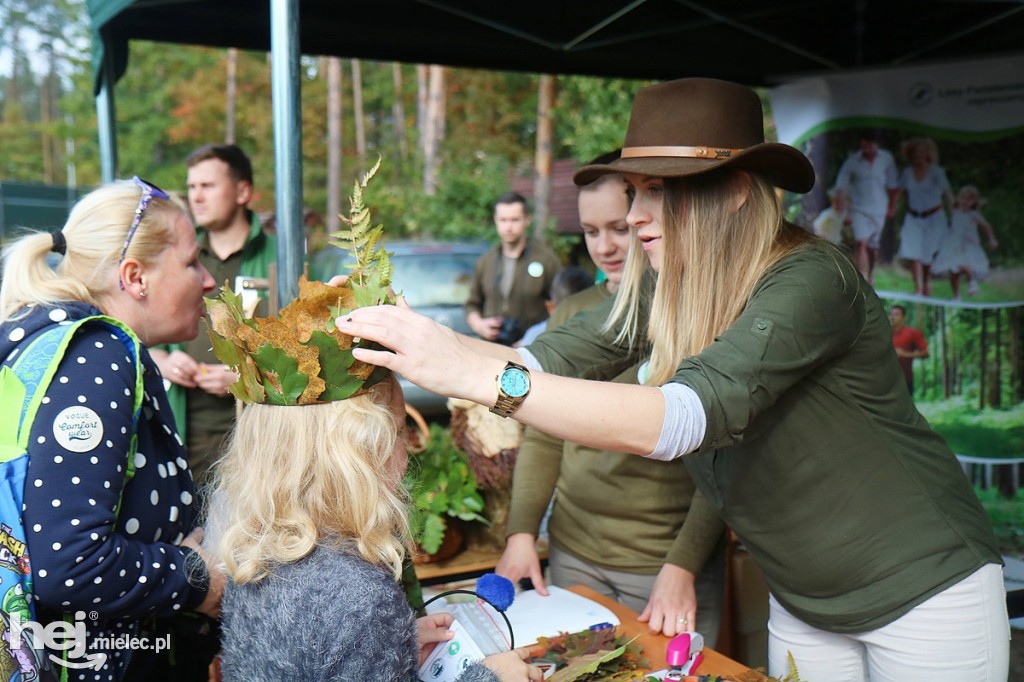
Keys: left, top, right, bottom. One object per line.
{"left": 622, "top": 145, "right": 744, "bottom": 160}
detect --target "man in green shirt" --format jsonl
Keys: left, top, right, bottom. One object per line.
{"left": 151, "top": 144, "right": 276, "bottom": 489}
{"left": 465, "top": 192, "right": 562, "bottom": 345}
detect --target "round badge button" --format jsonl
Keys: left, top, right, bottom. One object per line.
{"left": 52, "top": 406, "right": 104, "bottom": 453}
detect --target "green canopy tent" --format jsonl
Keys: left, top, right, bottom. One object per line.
{"left": 88, "top": 0, "right": 1024, "bottom": 302}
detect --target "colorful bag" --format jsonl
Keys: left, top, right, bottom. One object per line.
{"left": 0, "top": 315, "right": 143, "bottom": 681}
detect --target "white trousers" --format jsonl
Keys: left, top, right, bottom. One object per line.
{"left": 767, "top": 563, "right": 1009, "bottom": 682}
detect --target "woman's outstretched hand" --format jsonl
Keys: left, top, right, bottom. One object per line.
{"left": 336, "top": 303, "right": 492, "bottom": 402}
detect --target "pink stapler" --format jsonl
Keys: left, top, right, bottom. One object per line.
{"left": 665, "top": 631, "right": 704, "bottom": 680}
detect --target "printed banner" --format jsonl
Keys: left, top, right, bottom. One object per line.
{"left": 767, "top": 55, "right": 1024, "bottom": 304}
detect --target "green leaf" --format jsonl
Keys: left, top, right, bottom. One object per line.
{"left": 206, "top": 320, "right": 248, "bottom": 367}
{"left": 547, "top": 645, "right": 626, "bottom": 682}
{"left": 210, "top": 285, "right": 247, "bottom": 325}
{"left": 306, "top": 330, "right": 361, "bottom": 401}
{"left": 427, "top": 491, "right": 451, "bottom": 514}
{"left": 460, "top": 495, "right": 485, "bottom": 513}
{"left": 419, "top": 513, "right": 447, "bottom": 555}
{"left": 252, "top": 343, "right": 309, "bottom": 405}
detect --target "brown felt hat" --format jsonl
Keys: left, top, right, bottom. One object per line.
{"left": 574, "top": 78, "right": 815, "bottom": 194}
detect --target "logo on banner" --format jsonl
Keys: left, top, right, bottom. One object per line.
{"left": 908, "top": 82, "right": 934, "bottom": 107}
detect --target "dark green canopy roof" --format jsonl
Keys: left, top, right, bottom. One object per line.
{"left": 86, "top": 0, "right": 1024, "bottom": 306}
{"left": 90, "top": 0, "right": 1024, "bottom": 94}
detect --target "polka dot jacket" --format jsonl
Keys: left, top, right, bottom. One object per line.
{"left": 1, "top": 303, "right": 208, "bottom": 681}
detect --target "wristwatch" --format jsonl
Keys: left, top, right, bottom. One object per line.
{"left": 490, "top": 361, "right": 531, "bottom": 418}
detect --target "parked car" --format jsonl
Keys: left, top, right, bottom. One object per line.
{"left": 310, "top": 239, "right": 489, "bottom": 417}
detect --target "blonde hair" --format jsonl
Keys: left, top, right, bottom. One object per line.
{"left": 604, "top": 226, "right": 654, "bottom": 351}
{"left": 901, "top": 137, "right": 939, "bottom": 165}
{"left": 208, "top": 378, "right": 409, "bottom": 584}
{"left": 828, "top": 186, "right": 850, "bottom": 201}
{"left": 609, "top": 169, "right": 812, "bottom": 385}
{"left": 954, "top": 185, "right": 984, "bottom": 210}
{"left": 0, "top": 181, "right": 187, "bottom": 322}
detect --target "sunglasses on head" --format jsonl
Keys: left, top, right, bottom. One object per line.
{"left": 118, "top": 176, "right": 170, "bottom": 290}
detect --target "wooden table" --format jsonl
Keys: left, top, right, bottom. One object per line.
{"left": 566, "top": 585, "right": 766, "bottom": 680}
{"left": 415, "top": 541, "right": 548, "bottom": 585}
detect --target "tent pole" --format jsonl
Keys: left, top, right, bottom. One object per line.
{"left": 96, "top": 45, "right": 119, "bottom": 184}
{"left": 270, "top": 0, "right": 304, "bottom": 304}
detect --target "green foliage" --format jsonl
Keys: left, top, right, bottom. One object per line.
{"left": 0, "top": 0, "right": 87, "bottom": 182}
{"left": 8, "top": 21, "right": 640, "bottom": 252}
{"left": 0, "top": 101, "right": 42, "bottom": 181}
{"left": 381, "top": 152, "right": 511, "bottom": 242}
{"left": 917, "top": 398, "right": 1024, "bottom": 457}
{"left": 873, "top": 297, "right": 1022, "bottom": 406}
{"left": 307, "top": 330, "right": 358, "bottom": 401}
{"left": 404, "top": 424, "right": 488, "bottom": 555}
{"left": 781, "top": 652, "right": 808, "bottom": 682}
{"left": 113, "top": 43, "right": 225, "bottom": 189}
{"left": 16, "top": 32, "right": 646, "bottom": 246}
{"left": 555, "top": 75, "right": 647, "bottom": 162}
{"left": 976, "top": 486, "right": 1024, "bottom": 558}
{"left": 543, "top": 225, "right": 582, "bottom": 265}
{"left": 916, "top": 399, "right": 1024, "bottom": 557}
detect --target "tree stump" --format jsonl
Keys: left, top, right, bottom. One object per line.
{"left": 447, "top": 398, "right": 523, "bottom": 550}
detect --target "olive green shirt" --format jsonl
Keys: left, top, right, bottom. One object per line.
{"left": 465, "top": 239, "right": 563, "bottom": 334}
{"left": 526, "top": 240, "right": 1000, "bottom": 632}
{"left": 508, "top": 283, "right": 725, "bottom": 574}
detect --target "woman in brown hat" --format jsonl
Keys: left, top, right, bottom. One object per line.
{"left": 337, "top": 78, "right": 1008, "bottom": 680}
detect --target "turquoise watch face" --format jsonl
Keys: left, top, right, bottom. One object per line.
{"left": 500, "top": 367, "right": 530, "bottom": 398}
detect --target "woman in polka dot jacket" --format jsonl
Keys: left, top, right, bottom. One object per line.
{"left": 0, "top": 179, "right": 222, "bottom": 681}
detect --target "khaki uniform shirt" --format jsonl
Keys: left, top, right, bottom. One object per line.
{"left": 465, "top": 239, "right": 562, "bottom": 333}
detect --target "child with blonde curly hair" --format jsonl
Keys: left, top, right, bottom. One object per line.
{"left": 931, "top": 185, "right": 998, "bottom": 299}
{"left": 206, "top": 374, "right": 540, "bottom": 681}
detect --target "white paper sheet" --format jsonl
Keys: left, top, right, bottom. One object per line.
{"left": 504, "top": 585, "right": 620, "bottom": 646}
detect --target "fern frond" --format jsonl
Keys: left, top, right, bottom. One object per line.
{"left": 328, "top": 156, "right": 393, "bottom": 305}
{"left": 781, "top": 651, "right": 807, "bottom": 682}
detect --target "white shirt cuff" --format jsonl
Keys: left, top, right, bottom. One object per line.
{"left": 646, "top": 383, "right": 707, "bottom": 461}
{"left": 515, "top": 347, "right": 543, "bottom": 372}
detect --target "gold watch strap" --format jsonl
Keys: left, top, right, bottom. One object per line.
{"left": 489, "top": 361, "right": 529, "bottom": 418}
{"left": 489, "top": 392, "right": 519, "bottom": 418}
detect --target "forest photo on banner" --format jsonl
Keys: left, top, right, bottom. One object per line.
{"left": 767, "top": 57, "right": 1022, "bottom": 435}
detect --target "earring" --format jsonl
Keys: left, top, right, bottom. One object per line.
{"left": 140, "top": 290, "right": 147, "bottom": 298}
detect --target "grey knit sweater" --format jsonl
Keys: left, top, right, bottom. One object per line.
{"left": 219, "top": 544, "right": 499, "bottom": 681}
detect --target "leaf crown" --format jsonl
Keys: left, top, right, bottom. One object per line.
{"left": 205, "top": 160, "right": 395, "bottom": 405}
